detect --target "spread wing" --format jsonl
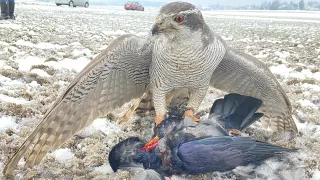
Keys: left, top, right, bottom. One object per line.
{"left": 210, "top": 46, "right": 297, "bottom": 132}
{"left": 3, "top": 34, "right": 153, "bottom": 175}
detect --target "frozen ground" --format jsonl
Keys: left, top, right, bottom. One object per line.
{"left": 0, "top": 2, "right": 320, "bottom": 179}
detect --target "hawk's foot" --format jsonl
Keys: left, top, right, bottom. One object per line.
{"left": 184, "top": 109, "right": 200, "bottom": 123}
{"left": 155, "top": 115, "right": 165, "bottom": 125}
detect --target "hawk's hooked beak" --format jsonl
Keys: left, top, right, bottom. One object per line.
{"left": 151, "top": 24, "right": 159, "bottom": 35}
{"left": 151, "top": 17, "right": 163, "bottom": 36}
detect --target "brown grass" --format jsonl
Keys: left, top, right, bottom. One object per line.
{"left": 44, "top": 57, "right": 58, "bottom": 62}
{"left": 0, "top": 102, "right": 37, "bottom": 118}
{"left": 30, "top": 64, "right": 56, "bottom": 76}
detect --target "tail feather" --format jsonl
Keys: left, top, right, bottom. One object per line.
{"left": 228, "top": 95, "right": 263, "bottom": 130}
{"left": 240, "top": 113, "right": 264, "bottom": 130}
{"left": 245, "top": 140, "right": 296, "bottom": 165}
{"left": 209, "top": 99, "right": 224, "bottom": 116}
{"left": 223, "top": 93, "right": 247, "bottom": 115}
{"left": 209, "top": 93, "right": 263, "bottom": 131}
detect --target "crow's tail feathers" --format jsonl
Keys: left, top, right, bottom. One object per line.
{"left": 209, "top": 93, "right": 264, "bottom": 131}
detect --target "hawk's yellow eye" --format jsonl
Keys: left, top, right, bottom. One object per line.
{"left": 174, "top": 16, "right": 184, "bottom": 24}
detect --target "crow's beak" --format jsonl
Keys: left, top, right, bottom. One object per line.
{"left": 151, "top": 24, "right": 159, "bottom": 36}
{"left": 141, "top": 136, "right": 159, "bottom": 151}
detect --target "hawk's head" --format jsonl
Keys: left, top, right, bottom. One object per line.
{"left": 151, "top": 2, "right": 205, "bottom": 37}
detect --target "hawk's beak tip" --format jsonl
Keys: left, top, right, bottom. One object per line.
{"left": 151, "top": 24, "right": 159, "bottom": 36}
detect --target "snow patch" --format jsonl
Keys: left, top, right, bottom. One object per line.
{"left": 70, "top": 42, "right": 82, "bottom": 46}
{"left": 94, "top": 164, "right": 114, "bottom": 174}
{"left": 0, "top": 78, "right": 24, "bottom": 88}
{"left": 270, "top": 64, "right": 295, "bottom": 78}
{"left": 102, "top": 30, "right": 127, "bottom": 36}
{"left": 0, "top": 116, "right": 18, "bottom": 132}
{"left": 170, "top": 175, "right": 186, "bottom": 180}
{"left": 0, "top": 75, "right": 12, "bottom": 83}
{"left": 312, "top": 170, "right": 320, "bottom": 180}
{"left": 0, "top": 23, "right": 21, "bottom": 30}
{"left": 78, "top": 118, "right": 122, "bottom": 138}
{"left": 269, "top": 64, "right": 314, "bottom": 79}
{"left": 71, "top": 48, "right": 92, "bottom": 58}
{"left": 301, "top": 83, "right": 320, "bottom": 92}
{"left": 91, "top": 118, "right": 122, "bottom": 135}
{"left": 313, "top": 72, "right": 320, "bottom": 81}
{"left": 0, "top": 41, "right": 9, "bottom": 46}
{"left": 15, "top": 40, "right": 35, "bottom": 48}
{"left": 17, "top": 56, "right": 45, "bottom": 71}
{"left": 35, "top": 42, "right": 67, "bottom": 50}
{"left": 51, "top": 148, "right": 75, "bottom": 163}
{"left": 254, "top": 52, "right": 269, "bottom": 59}
{"left": 299, "top": 99, "right": 319, "bottom": 109}
{"left": 274, "top": 51, "right": 290, "bottom": 59}
{"left": 28, "top": 81, "right": 40, "bottom": 88}
{"left": 58, "top": 57, "right": 90, "bottom": 72}
{"left": 8, "top": 46, "right": 18, "bottom": 52}
{"left": 30, "top": 69, "right": 51, "bottom": 77}
{"left": 0, "top": 94, "right": 29, "bottom": 105}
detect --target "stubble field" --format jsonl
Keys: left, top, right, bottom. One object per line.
{"left": 0, "top": 2, "right": 319, "bottom": 179}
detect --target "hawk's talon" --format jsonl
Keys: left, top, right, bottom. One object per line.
{"left": 184, "top": 109, "right": 200, "bottom": 123}
{"left": 155, "top": 115, "right": 165, "bottom": 125}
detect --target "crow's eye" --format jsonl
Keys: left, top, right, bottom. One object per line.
{"left": 174, "top": 15, "right": 184, "bottom": 24}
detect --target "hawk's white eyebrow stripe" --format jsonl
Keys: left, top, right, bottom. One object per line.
{"left": 160, "top": 8, "right": 201, "bottom": 18}
{"left": 179, "top": 8, "right": 201, "bottom": 15}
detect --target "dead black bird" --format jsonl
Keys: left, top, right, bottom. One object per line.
{"left": 108, "top": 93, "right": 294, "bottom": 178}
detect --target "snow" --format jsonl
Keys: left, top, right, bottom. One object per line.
{"left": 274, "top": 51, "right": 290, "bottom": 59}
{"left": 91, "top": 118, "right": 122, "bottom": 135}
{"left": 30, "top": 69, "right": 51, "bottom": 77}
{"left": 270, "top": 64, "right": 299, "bottom": 79}
{"left": 270, "top": 64, "right": 318, "bottom": 80}
{"left": 299, "top": 99, "right": 319, "bottom": 109}
{"left": 0, "top": 23, "right": 22, "bottom": 30}
{"left": 102, "top": 30, "right": 127, "bottom": 36}
{"left": 0, "top": 41, "right": 9, "bottom": 46}
{"left": 0, "top": 116, "right": 18, "bottom": 133}
{"left": 16, "top": 55, "right": 89, "bottom": 73}
{"left": 312, "top": 170, "right": 320, "bottom": 180}
{"left": 15, "top": 40, "right": 67, "bottom": 50}
{"left": 58, "top": 57, "right": 90, "bottom": 72}
{"left": 297, "top": 44, "right": 305, "bottom": 48}
{"left": 35, "top": 42, "right": 67, "bottom": 50}
{"left": 17, "top": 56, "right": 45, "bottom": 71}
{"left": 51, "top": 148, "right": 75, "bottom": 163}
{"left": 314, "top": 72, "right": 320, "bottom": 81}
{"left": 71, "top": 48, "right": 92, "bottom": 58}
{"left": 0, "top": 3, "right": 319, "bottom": 179}
{"left": 301, "top": 83, "right": 320, "bottom": 92}
{"left": 15, "top": 40, "right": 35, "bottom": 48}
{"left": 0, "top": 94, "right": 29, "bottom": 105}
{"left": 94, "top": 164, "right": 114, "bottom": 174}
{"left": 0, "top": 75, "right": 11, "bottom": 83}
